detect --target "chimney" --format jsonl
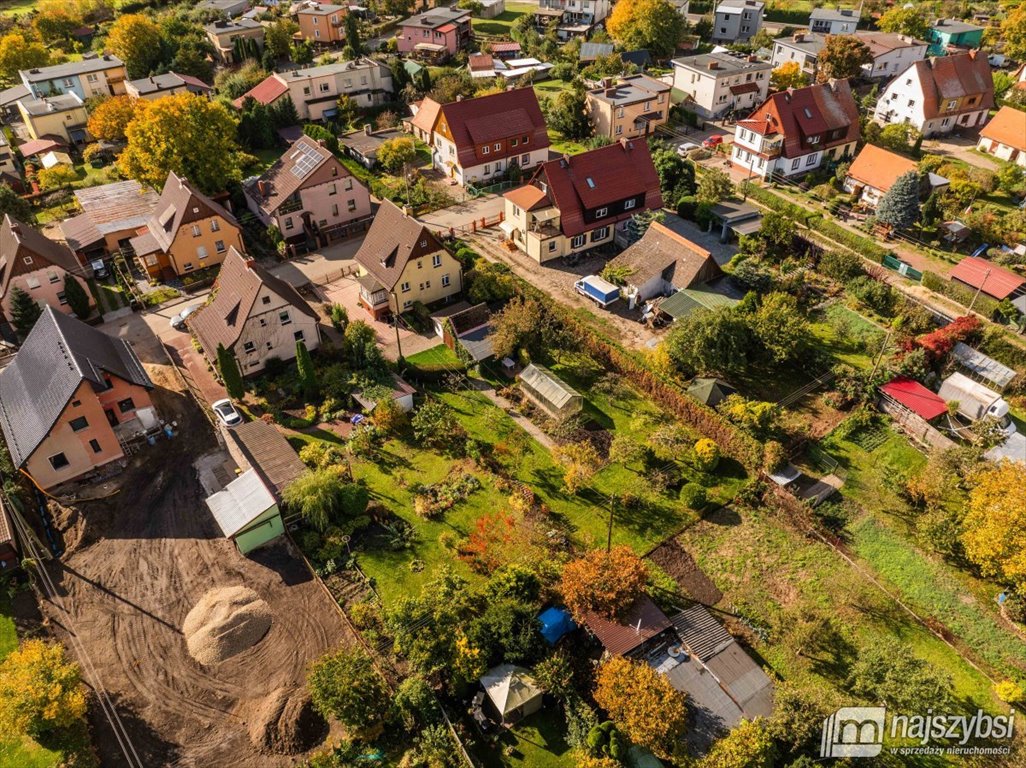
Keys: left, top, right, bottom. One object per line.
{"left": 456, "top": 94, "right": 463, "bottom": 101}
{"left": 257, "top": 179, "right": 270, "bottom": 196}
{"left": 747, "top": 54, "right": 758, "bottom": 62}
{"left": 244, "top": 256, "right": 256, "bottom": 269}
{"left": 605, "top": 88, "right": 617, "bottom": 97}
{"left": 364, "top": 124, "right": 372, "bottom": 135}
{"left": 707, "top": 60, "right": 719, "bottom": 70}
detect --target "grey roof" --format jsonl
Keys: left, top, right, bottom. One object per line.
{"left": 951, "top": 342, "right": 1017, "bottom": 390}
{"left": 931, "top": 18, "right": 984, "bottom": 35}
{"left": 127, "top": 72, "right": 211, "bottom": 95}
{"left": 715, "top": 0, "right": 764, "bottom": 13}
{"left": 229, "top": 420, "right": 307, "bottom": 498}
{"left": 60, "top": 213, "right": 104, "bottom": 251}
{"left": 672, "top": 51, "right": 773, "bottom": 75}
{"left": 518, "top": 364, "right": 581, "bottom": 410}
{"left": 580, "top": 42, "right": 615, "bottom": 61}
{"left": 457, "top": 324, "right": 494, "bottom": 362}
{"left": 75, "top": 180, "right": 161, "bottom": 235}
{"left": 809, "top": 7, "right": 859, "bottom": 22}
{"left": 205, "top": 469, "right": 277, "bottom": 538}
{"left": 671, "top": 604, "right": 734, "bottom": 659}
{"left": 18, "top": 93, "right": 84, "bottom": 116}
{"left": 0, "top": 307, "right": 153, "bottom": 467}
{"left": 985, "top": 432, "right": 1026, "bottom": 465}
{"left": 204, "top": 17, "right": 263, "bottom": 34}
{"left": 400, "top": 6, "right": 471, "bottom": 29}
{"left": 774, "top": 31, "right": 827, "bottom": 55}
{"left": 588, "top": 74, "right": 670, "bottom": 106}
{"left": 19, "top": 55, "right": 124, "bottom": 84}
{"left": 0, "top": 84, "right": 29, "bottom": 108}
{"left": 661, "top": 653, "right": 744, "bottom": 740}
{"left": 340, "top": 127, "right": 405, "bottom": 160}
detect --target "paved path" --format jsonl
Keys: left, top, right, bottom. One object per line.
{"left": 471, "top": 379, "right": 555, "bottom": 450}
{"left": 924, "top": 134, "right": 1001, "bottom": 170}
{"left": 419, "top": 194, "right": 506, "bottom": 235}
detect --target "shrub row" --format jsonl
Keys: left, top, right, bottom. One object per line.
{"left": 688, "top": 0, "right": 811, "bottom": 23}
{"left": 511, "top": 281, "right": 765, "bottom": 471}
{"left": 921, "top": 270, "right": 1002, "bottom": 319}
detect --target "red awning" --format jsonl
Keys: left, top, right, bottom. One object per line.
{"left": 880, "top": 377, "right": 948, "bottom": 421}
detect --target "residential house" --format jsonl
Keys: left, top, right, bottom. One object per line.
{"left": 0, "top": 307, "right": 155, "bottom": 490}
{"left": 340, "top": 126, "right": 406, "bottom": 168}
{"left": 397, "top": 8, "right": 473, "bottom": 62}
{"left": 712, "top": 0, "right": 764, "bottom": 43}
{"left": 808, "top": 7, "right": 859, "bottom": 34}
{"left": 129, "top": 172, "right": 245, "bottom": 280}
{"left": 352, "top": 200, "right": 463, "bottom": 318}
{"left": 428, "top": 88, "right": 549, "bottom": 187}
{"left": 977, "top": 106, "right": 1026, "bottom": 168}
{"left": 0, "top": 84, "right": 31, "bottom": 122}
{"left": 856, "top": 32, "right": 929, "bottom": 80}
{"left": 190, "top": 248, "right": 322, "bottom": 376}
{"left": 244, "top": 135, "right": 372, "bottom": 246}
{"left": 872, "top": 52, "right": 993, "bottom": 137}
{"left": 60, "top": 180, "right": 160, "bottom": 260}
{"left": 926, "top": 18, "right": 984, "bottom": 56}
{"left": 205, "top": 19, "right": 266, "bottom": 64}
{"left": 197, "top": 0, "right": 251, "bottom": 17}
{"left": 0, "top": 215, "right": 91, "bottom": 324}
{"left": 206, "top": 469, "right": 284, "bottom": 555}
{"left": 297, "top": 4, "right": 348, "bottom": 44}
{"left": 19, "top": 54, "right": 127, "bottom": 99}
{"left": 731, "top": 79, "right": 860, "bottom": 180}
{"left": 406, "top": 97, "right": 442, "bottom": 143}
{"left": 234, "top": 58, "right": 394, "bottom": 120}
{"left": 17, "top": 94, "right": 88, "bottom": 144}
{"left": 586, "top": 74, "right": 672, "bottom": 140}
{"left": 518, "top": 364, "right": 583, "bottom": 419}
{"left": 534, "top": 0, "right": 610, "bottom": 39}
{"left": 125, "top": 72, "right": 212, "bottom": 100}
{"left": 502, "top": 139, "right": 663, "bottom": 262}
{"left": 671, "top": 52, "right": 773, "bottom": 119}
{"left": 770, "top": 31, "right": 825, "bottom": 77}
{"left": 603, "top": 217, "right": 723, "bottom": 307}
{"left": 842, "top": 144, "right": 919, "bottom": 207}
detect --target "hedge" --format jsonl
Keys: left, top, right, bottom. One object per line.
{"left": 510, "top": 280, "right": 765, "bottom": 471}
{"left": 921, "top": 270, "right": 1001, "bottom": 319}
{"left": 690, "top": 0, "right": 811, "bottom": 24}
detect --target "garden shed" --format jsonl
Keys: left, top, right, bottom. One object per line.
{"left": 518, "top": 364, "right": 583, "bottom": 419}
{"left": 480, "top": 665, "right": 544, "bottom": 724}
{"left": 352, "top": 374, "right": 416, "bottom": 413}
{"left": 687, "top": 378, "right": 737, "bottom": 408}
{"left": 205, "top": 470, "right": 284, "bottom": 555}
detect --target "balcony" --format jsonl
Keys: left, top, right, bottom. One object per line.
{"left": 761, "top": 139, "right": 782, "bottom": 158}
{"left": 279, "top": 194, "right": 303, "bottom": 215}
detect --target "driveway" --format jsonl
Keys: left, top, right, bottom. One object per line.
{"left": 923, "top": 133, "right": 1000, "bottom": 170}
{"left": 322, "top": 278, "right": 439, "bottom": 360}
{"left": 269, "top": 237, "right": 366, "bottom": 288}
{"left": 419, "top": 194, "right": 506, "bottom": 235}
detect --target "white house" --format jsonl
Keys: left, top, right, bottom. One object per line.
{"left": 671, "top": 52, "right": 773, "bottom": 119}
{"left": 977, "top": 107, "right": 1026, "bottom": 168}
{"left": 872, "top": 51, "right": 994, "bottom": 137}
{"left": 808, "top": 7, "right": 859, "bottom": 35}
{"left": 712, "top": 0, "right": 764, "bottom": 42}
{"left": 856, "top": 32, "right": 929, "bottom": 80}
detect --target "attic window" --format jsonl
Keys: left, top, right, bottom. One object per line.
{"left": 585, "top": 177, "right": 596, "bottom": 189}
{"left": 420, "top": 240, "right": 427, "bottom": 248}
{"left": 803, "top": 108, "right": 813, "bottom": 119}
{"left": 262, "top": 295, "right": 271, "bottom": 304}
{"left": 22, "top": 256, "right": 31, "bottom": 265}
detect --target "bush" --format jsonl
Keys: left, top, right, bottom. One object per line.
{"left": 679, "top": 482, "right": 707, "bottom": 510}
{"left": 922, "top": 270, "right": 1001, "bottom": 319}
{"left": 676, "top": 195, "right": 698, "bottom": 220}
{"left": 848, "top": 275, "right": 896, "bottom": 316}
{"left": 693, "top": 438, "right": 720, "bottom": 471}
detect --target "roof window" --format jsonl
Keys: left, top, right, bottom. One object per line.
{"left": 585, "top": 177, "right": 596, "bottom": 189}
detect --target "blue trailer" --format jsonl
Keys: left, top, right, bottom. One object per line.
{"left": 574, "top": 275, "right": 620, "bottom": 307}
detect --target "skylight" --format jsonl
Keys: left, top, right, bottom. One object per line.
{"left": 803, "top": 108, "right": 813, "bottom": 119}
{"left": 586, "top": 177, "right": 596, "bottom": 189}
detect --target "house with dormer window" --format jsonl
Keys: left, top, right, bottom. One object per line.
{"left": 731, "top": 79, "right": 859, "bottom": 180}
{"left": 501, "top": 139, "right": 663, "bottom": 263}
{"left": 352, "top": 200, "right": 463, "bottom": 319}
{"left": 872, "top": 51, "right": 993, "bottom": 137}
{"left": 427, "top": 88, "right": 550, "bottom": 187}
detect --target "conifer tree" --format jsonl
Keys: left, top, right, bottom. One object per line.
{"left": 877, "top": 171, "right": 920, "bottom": 231}
{"left": 216, "top": 343, "right": 244, "bottom": 399}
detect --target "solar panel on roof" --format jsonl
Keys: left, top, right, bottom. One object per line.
{"left": 289, "top": 142, "right": 324, "bottom": 179}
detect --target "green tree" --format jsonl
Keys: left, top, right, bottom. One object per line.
{"left": 36, "top": 165, "right": 77, "bottom": 191}
{"left": 296, "top": 340, "right": 318, "bottom": 401}
{"left": 491, "top": 296, "right": 547, "bottom": 359}
{"left": 651, "top": 147, "right": 696, "bottom": 206}
{"left": 9, "top": 287, "right": 42, "bottom": 338}
{"left": 606, "top": 0, "right": 685, "bottom": 57}
{"left": 532, "top": 651, "right": 575, "bottom": 700}
{"left": 119, "top": 94, "right": 241, "bottom": 194}
{"left": 377, "top": 136, "right": 417, "bottom": 173}
{"left": 291, "top": 39, "right": 314, "bottom": 65}
{"left": 265, "top": 19, "right": 299, "bottom": 60}
{"left": 0, "top": 184, "right": 32, "bottom": 221}
{"left": 63, "top": 276, "right": 90, "bottom": 319}
{"left": 282, "top": 467, "right": 364, "bottom": 531}
{"left": 754, "top": 292, "right": 807, "bottom": 364}
{"left": 697, "top": 168, "right": 734, "bottom": 205}
{"left": 546, "top": 86, "right": 593, "bottom": 141}
{"left": 847, "top": 637, "right": 953, "bottom": 711}
{"left": 270, "top": 96, "right": 300, "bottom": 128}
{"left": 665, "top": 307, "right": 751, "bottom": 375}
{"left": 308, "top": 648, "right": 389, "bottom": 734}
{"left": 0, "top": 639, "right": 87, "bottom": 737}
{"left": 342, "top": 320, "right": 382, "bottom": 369}
{"left": 876, "top": 170, "right": 920, "bottom": 230}
{"left": 216, "top": 343, "right": 244, "bottom": 399}
{"left": 335, "top": 94, "right": 360, "bottom": 130}
{"left": 1001, "top": 4, "right": 1026, "bottom": 61}
{"left": 106, "top": 14, "right": 163, "bottom": 79}
{"left": 237, "top": 97, "right": 276, "bottom": 150}
{"left": 770, "top": 60, "right": 807, "bottom": 90}
{"left": 0, "top": 33, "right": 50, "bottom": 87}
{"left": 411, "top": 399, "right": 466, "bottom": 451}
{"left": 816, "top": 35, "right": 872, "bottom": 82}
{"left": 877, "top": 6, "right": 929, "bottom": 39}
{"left": 393, "top": 674, "right": 442, "bottom": 728}
{"left": 344, "top": 13, "right": 363, "bottom": 54}
{"left": 699, "top": 718, "right": 776, "bottom": 768}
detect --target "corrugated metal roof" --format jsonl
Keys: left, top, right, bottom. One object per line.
{"left": 230, "top": 420, "right": 307, "bottom": 498}
{"left": 582, "top": 595, "right": 672, "bottom": 656}
{"left": 671, "top": 605, "right": 733, "bottom": 659}
{"left": 205, "top": 469, "right": 277, "bottom": 538}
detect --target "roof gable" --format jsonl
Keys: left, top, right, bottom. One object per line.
{"left": 434, "top": 88, "right": 549, "bottom": 169}
{"left": 353, "top": 201, "right": 446, "bottom": 290}
{"left": 0, "top": 215, "right": 83, "bottom": 299}
{"left": 740, "top": 80, "right": 860, "bottom": 156}
{"left": 142, "top": 171, "right": 239, "bottom": 254}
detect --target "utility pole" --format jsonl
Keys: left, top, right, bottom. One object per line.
{"left": 606, "top": 496, "right": 616, "bottom": 553}
{"left": 968, "top": 268, "right": 991, "bottom": 314}
{"left": 869, "top": 326, "right": 894, "bottom": 382}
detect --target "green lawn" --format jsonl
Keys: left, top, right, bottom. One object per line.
{"left": 533, "top": 79, "right": 573, "bottom": 97}
{"left": 0, "top": 592, "right": 17, "bottom": 659}
{"left": 471, "top": 707, "right": 572, "bottom": 768}
{"left": 471, "top": 2, "right": 535, "bottom": 36}
{"left": 405, "top": 343, "right": 463, "bottom": 368}
{"left": 0, "top": 0, "right": 38, "bottom": 15}
{"left": 546, "top": 130, "right": 588, "bottom": 157}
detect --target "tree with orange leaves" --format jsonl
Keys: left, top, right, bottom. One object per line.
{"left": 560, "top": 546, "right": 647, "bottom": 620}
{"left": 594, "top": 656, "right": 687, "bottom": 759}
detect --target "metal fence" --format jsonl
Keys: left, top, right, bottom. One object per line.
{"left": 466, "top": 179, "right": 517, "bottom": 198}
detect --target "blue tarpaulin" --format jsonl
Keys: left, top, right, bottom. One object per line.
{"left": 538, "top": 606, "right": 575, "bottom": 645}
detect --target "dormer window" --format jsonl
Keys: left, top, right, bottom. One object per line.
{"left": 595, "top": 207, "right": 608, "bottom": 218}
{"left": 808, "top": 135, "right": 820, "bottom": 144}
{"left": 482, "top": 145, "right": 490, "bottom": 154}
{"left": 624, "top": 199, "right": 636, "bottom": 210}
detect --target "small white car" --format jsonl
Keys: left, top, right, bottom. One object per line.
{"left": 677, "top": 141, "right": 701, "bottom": 157}
{"left": 170, "top": 305, "right": 202, "bottom": 330}
{"left": 212, "top": 399, "right": 243, "bottom": 427}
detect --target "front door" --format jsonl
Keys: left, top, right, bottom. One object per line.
{"left": 105, "top": 408, "right": 118, "bottom": 427}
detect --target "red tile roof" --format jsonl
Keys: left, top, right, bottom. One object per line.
{"left": 233, "top": 74, "right": 289, "bottom": 109}
{"left": 949, "top": 256, "right": 1025, "bottom": 300}
{"left": 519, "top": 140, "right": 663, "bottom": 238}
{"left": 880, "top": 377, "right": 948, "bottom": 421}
{"left": 979, "top": 106, "right": 1026, "bottom": 153}
{"left": 490, "top": 41, "right": 522, "bottom": 53}
{"left": 436, "top": 88, "right": 549, "bottom": 170}
{"left": 911, "top": 51, "right": 994, "bottom": 120}
{"left": 741, "top": 80, "right": 860, "bottom": 158}
{"left": 846, "top": 144, "right": 918, "bottom": 193}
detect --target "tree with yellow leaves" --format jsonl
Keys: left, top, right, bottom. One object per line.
{"left": 594, "top": 656, "right": 687, "bottom": 759}
{"left": 86, "top": 95, "right": 140, "bottom": 142}
{"left": 0, "top": 639, "right": 87, "bottom": 736}
{"left": 606, "top": 0, "right": 686, "bottom": 58}
{"left": 699, "top": 717, "right": 776, "bottom": 768}
{"left": 106, "top": 14, "right": 163, "bottom": 79}
{"left": 0, "top": 33, "right": 50, "bottom": 87}
{"left": 553, "top": 440, "right": 602, "bottom": 494}
{"left": 770, "top": 60, "right": 807, "bottom": 91}
{"left": 118, "top": 94, "right": 241, "bottom": 194}
{"left": 560, "top": 546, "right": 648, "bottom": 620}
{"left": 961, "top": 461, "right": 1026, "bottom": 588}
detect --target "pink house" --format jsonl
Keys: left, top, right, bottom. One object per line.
{"left": 243, "top": 136, "right": 373, "bottom": 247}
{"left": 0, "top": 215, "right": 91, "bottom": 329}
{"left": 397, "top": 7, "right": 472, "bottom": 61}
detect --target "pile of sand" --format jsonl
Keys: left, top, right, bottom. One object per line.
{"left": 247, "top": 687, "right": 327, "bottom": 754}
{"left": 183, "top": 586, "right": 272, "bottom": 665}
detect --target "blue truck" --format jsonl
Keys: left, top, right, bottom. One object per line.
{"left": 574, "top": 275, "right": 620, "bottom": 308}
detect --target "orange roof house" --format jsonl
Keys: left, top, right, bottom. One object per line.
{"left": 843, "top": 144, "right": 919, "bottom": 208}
{"left": 977, "top": 106, "right": 1026, "bottom": 168}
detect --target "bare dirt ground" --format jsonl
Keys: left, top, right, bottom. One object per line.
{"left": 648, "top": 537, "right": 724, "bottom": 606}
{"left": 39, "top": 383, "right": 357, "bottom": 768}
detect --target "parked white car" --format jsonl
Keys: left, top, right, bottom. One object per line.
{"left": 212, "top": 399, "right": 243, "bottom": 427}
{"left": 677, "top": 141, "right": 701, "bottom": 157}
{"left": 170, "top": 305, "right": 202, "bottom": 330}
